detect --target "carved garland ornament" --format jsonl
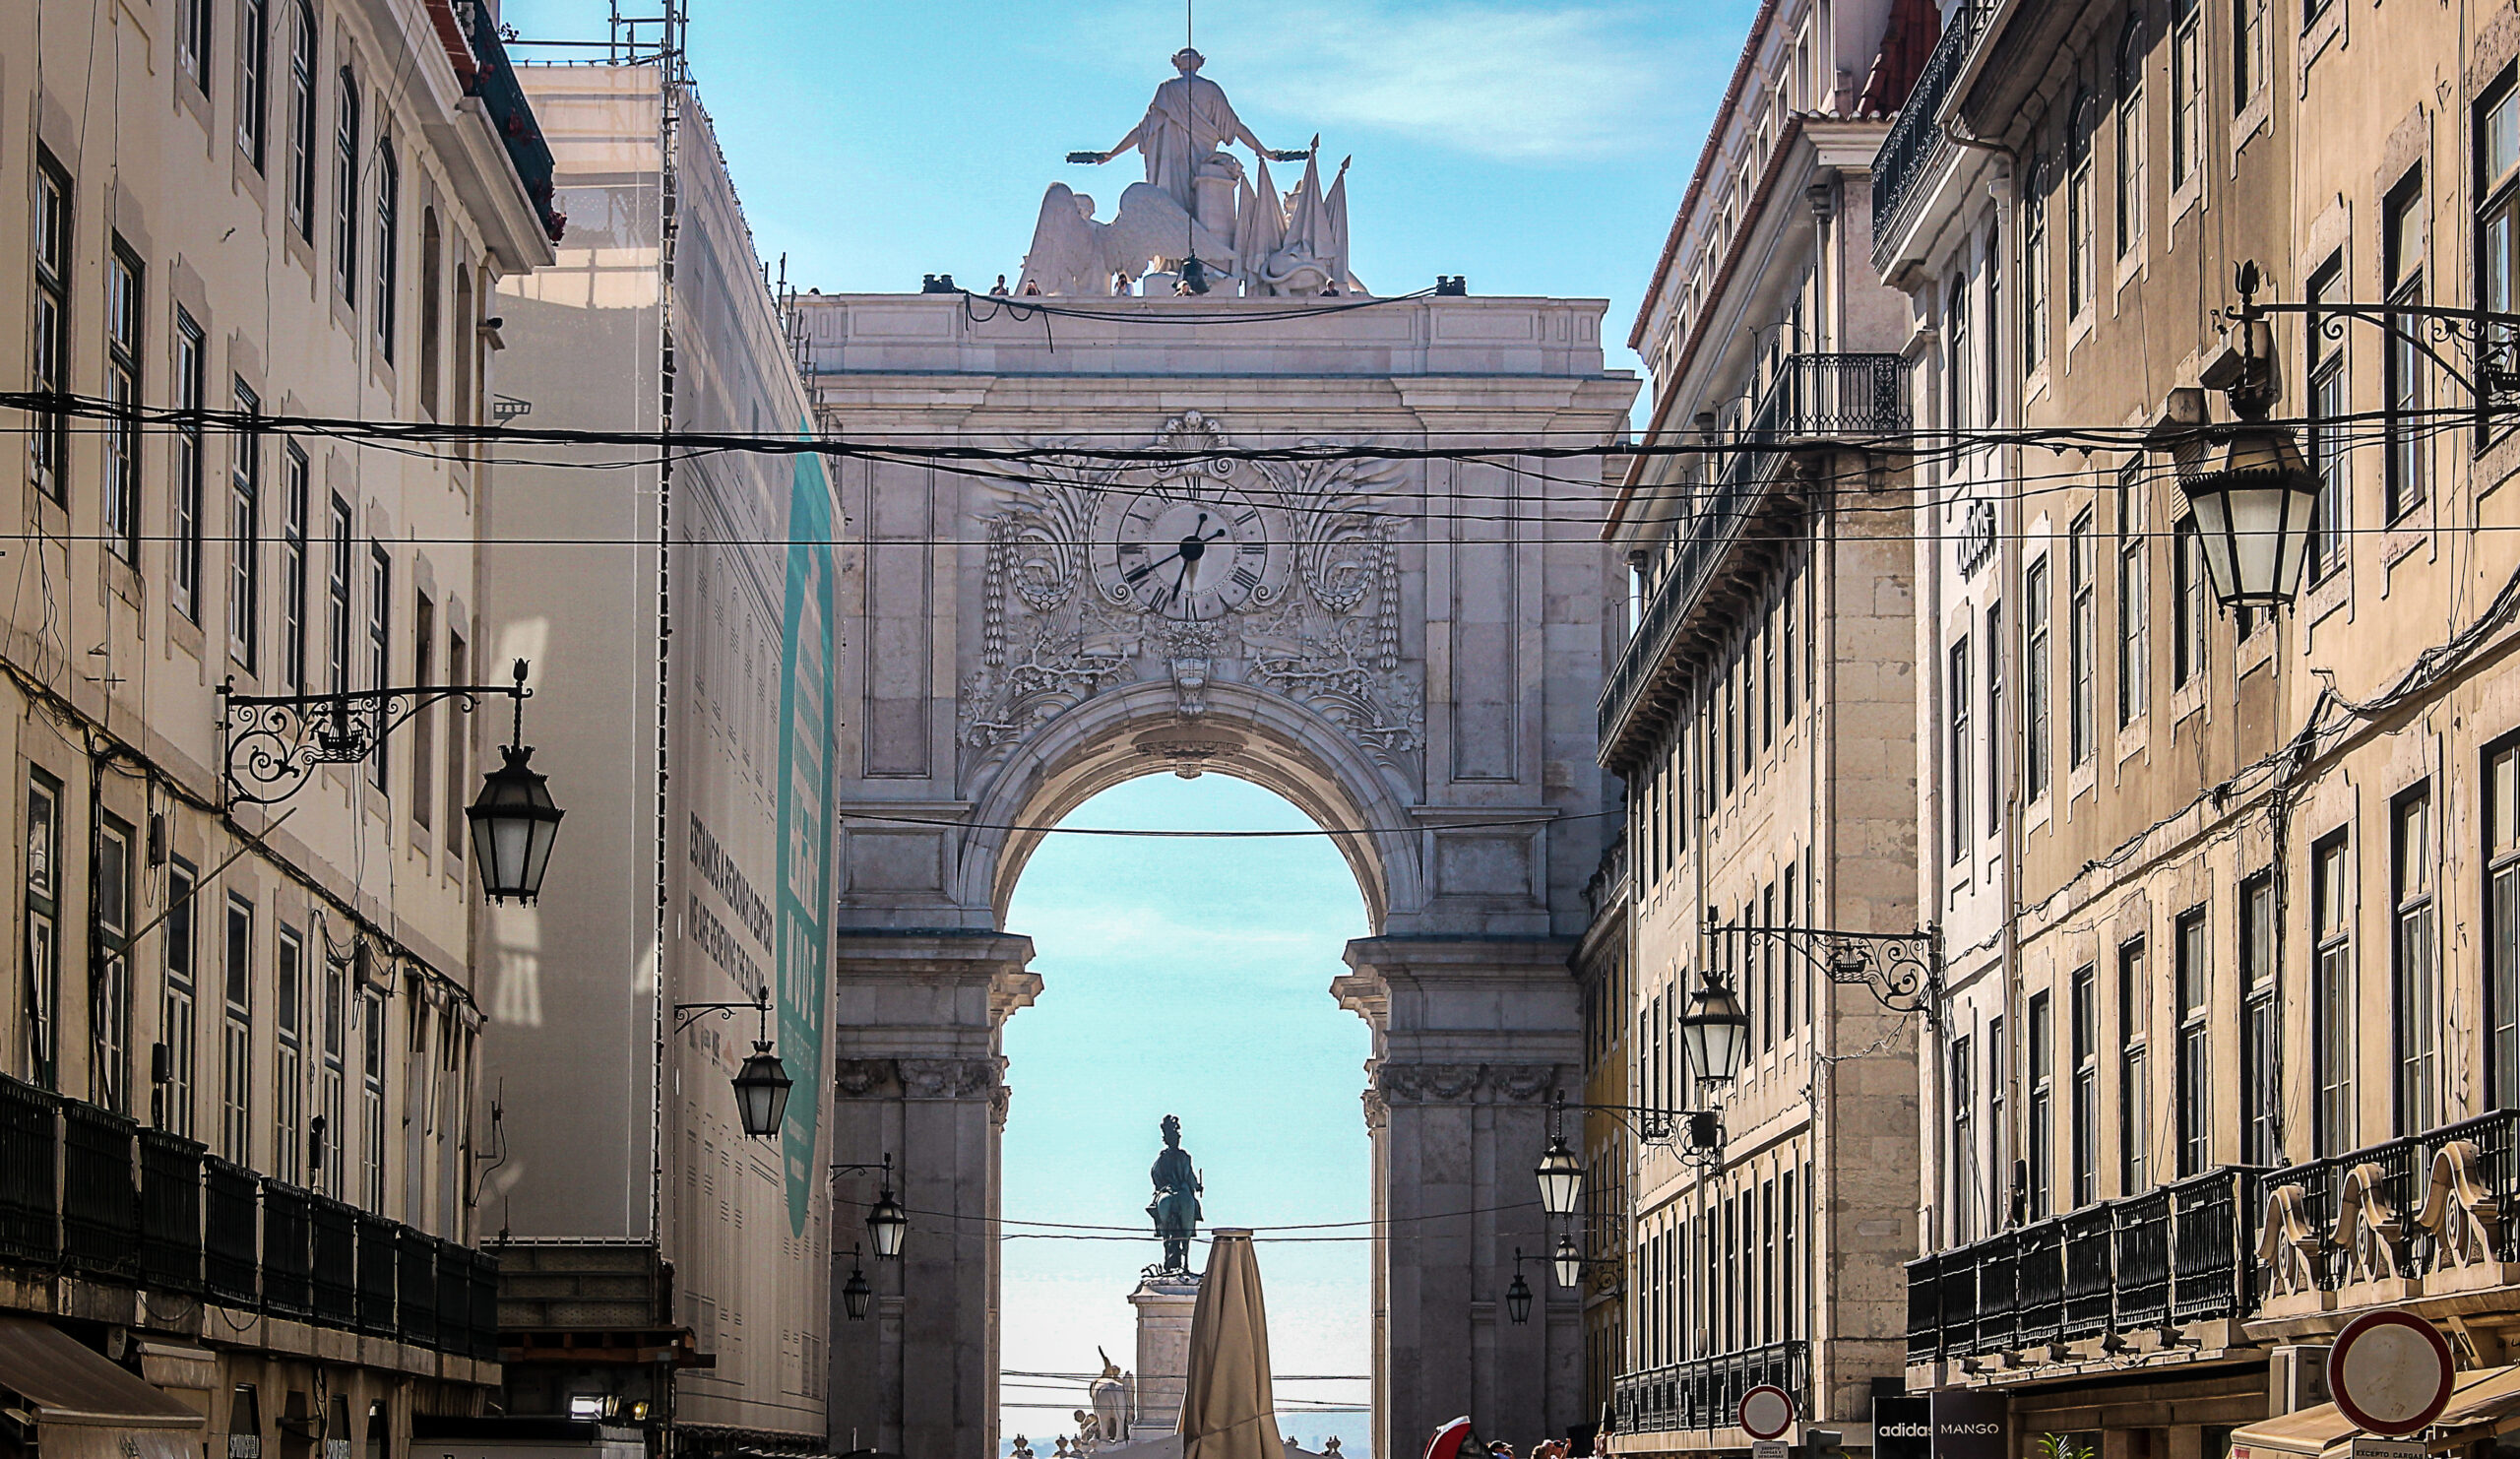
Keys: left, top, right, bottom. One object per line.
{"left": 958, "top": 412, "right": 1424, "bottom": 776}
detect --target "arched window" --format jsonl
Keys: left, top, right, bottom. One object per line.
{"left": 2024, "top": 158, "right": 2051, "bottom": 371}
{"left": 2115, "top": 18, "right": 2147, "bottom": 259}
{"left": 286, "top": 2, "right": 317, "bottom": 240}
{"left": 373, "top": 130, "right": 399, "bottom": 358}
{"left": 333, "top": 67, "right": 359, "bottom": 301}
{"left": 2171, "top": 0, "right": 2203, "bottom": 187}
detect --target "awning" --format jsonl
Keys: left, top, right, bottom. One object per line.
{"left": 0, "top": 1316, "right": 204, "bottom": 1459}
{"left": 2234, "top": 1364, "right": 2520, "bottom": 1459}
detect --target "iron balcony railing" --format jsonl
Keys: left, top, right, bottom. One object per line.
{"left": 1614, "top": 1341, "right": 1808, "bottom": 1436}
{"left": 1871, "top": 2, "right": 1986, "bottom": 256}
{"left": 2265, "top": 1108, "right": 2520, "bottom": 1285}
{"left": 1907, "top": 1165, "right": 2262, "bottom": 1364}
{"left": 1600, "top": 354, "right": 1907, "bottom": 759}
{"left": 0, "top": 1073, "right": 495, "bottom": 1359}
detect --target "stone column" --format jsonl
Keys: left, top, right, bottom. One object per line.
{"left": 1127, "top": 1272, "right": 1200, "bottom": 1436}
{"left": 1336, "top": 936, "right": 1585, "bottom": 1459}
{"left": 824, "top": 930, "right": 1039, "bottom": 1459}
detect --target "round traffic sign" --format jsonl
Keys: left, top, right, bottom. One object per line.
{"left": 2328, "top": 1309, "right": 2455, "bottom": 1437}
{"left": 1739, "top": 1384, "right": 1796, "bottom": 1441}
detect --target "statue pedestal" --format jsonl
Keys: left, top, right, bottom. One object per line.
{"left": 1127, "top": 1272, "right": 1201, "bottom": 1437}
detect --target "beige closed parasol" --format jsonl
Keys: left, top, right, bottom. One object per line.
{"left": 1179, "top": 1229, "right": 1287, "bottom": 1459}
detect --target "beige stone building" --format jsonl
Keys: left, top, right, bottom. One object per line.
{"left": 0, "top": 0, "right": 552, "bottom": 1456}
{"left": 1889, "top": 0, "right": 2520, "bottom": 1451}
{"left": 1597, "top": 2, "right": 1926, "bottom": 1454}
{"left": 477, "top": 59, "right": 837, "bottom": 1456}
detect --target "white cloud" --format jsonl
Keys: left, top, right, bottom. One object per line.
{"left": 1201, "top": 1, "right": 1683, "bottom": 161}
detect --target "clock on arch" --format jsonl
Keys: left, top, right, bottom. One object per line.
{"left": 1092, "top": 476, "right": 1287, "bottom": 620}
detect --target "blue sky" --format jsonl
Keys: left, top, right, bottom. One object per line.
{"left": 501, "top": 0, "right": 1763, "bottom": 376}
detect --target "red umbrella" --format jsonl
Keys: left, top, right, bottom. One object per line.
{"left": 1424, "top": 1418, "right": 1481, "bottom": 1459}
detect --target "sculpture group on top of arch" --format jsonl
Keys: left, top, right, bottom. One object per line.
{"left": 1019, "top": 47, "right": 1362, "bottom": 298}
{"left": 958, "top": 411, "right": 1423, "bottom": 780}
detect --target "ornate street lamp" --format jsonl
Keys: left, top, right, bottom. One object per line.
{"left": 1677, "top": 973, "right": 1750, "bottom": 1087}
{"left": 1505, "top": 1262, "right": 1535, "bottom": 1325}
{"left": 467, "top": 666, "right": 566, "bottom": 905}
{"left": 841, "top": 1246, "right": 873, "bottom": 1321}
{"left": 1535, "top": 1136, "right": 1585, "bottom": 1220}
{"left": 1552, "top": 1235, "right": 1584, "bottom": 1291}
{"left": 674, "top": 991, "right": 789, "bottom": 1139}
{"left": 866, "top": 1157, "right": 911, "bottom": 1259}
{"left": 2177, "top": 422, "right": 2319, "bottom": 610}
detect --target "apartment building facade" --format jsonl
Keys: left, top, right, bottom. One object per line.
{"left": 0, "top": 0, "right": 555, "bottom": 1457}
{"left": 478, "top": 61, "right": 838, "bottom": 1456}
{"left": 1599, "top": 2, "right": 1927, "bottom": 1453}
{"left": 1891, "top": 0, "right": 2520, "bottom": 1453}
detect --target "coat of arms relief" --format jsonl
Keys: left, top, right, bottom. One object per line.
{"left": 957, "top": 412, "right": 1423, "bottom": 779}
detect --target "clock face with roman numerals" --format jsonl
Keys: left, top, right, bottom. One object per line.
{"left": 1093, "top": 481, "right": 1284, "bottom": 620}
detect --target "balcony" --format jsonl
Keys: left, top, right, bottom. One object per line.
{"left": 1907, "top": 1166, "right": 2261, "bottom": 1364}
{"left": 1614, "top": 1341, "right": 1807, "bottom": 1436}
{"left": 0, "top": 1073, "right": 496, "bottom": 1363}
{"left": 2256, "top": 1108, "right": 2520, "bottom": 1300}
{"left": 1598, "top": 353, "right": 1907, "bottom": 767}
{"left": 457, "top": 3, "right": 563, "bottom": 242}
{"left": 1870, "top": 3, "right": 1985, "bottom": 266}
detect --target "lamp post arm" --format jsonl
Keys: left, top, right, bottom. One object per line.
{"left": 220, "top": 669, "right": 535, "bottom": 807}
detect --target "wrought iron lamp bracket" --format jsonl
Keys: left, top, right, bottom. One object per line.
{"left": 672, "top": 989, "right": 771, "bottom": 1037}
{"left": 220, "top": 671, "right": 531, "bottom": 807}
{"left": 2230, "top": 298, "right": 2520, "bottom": 403}
{"left": 1729, "top": 922, "right": 1943, "bottom": 1020}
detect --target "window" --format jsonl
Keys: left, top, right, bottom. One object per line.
{"left": 419, "top": 212, "right": 442, "bottom": 417}
{"left": 1949, "top": 635, "right": 1972, "bottom": 864}
{"left": 1950, "top": 1034, "right": 1977, "bottom": 1242}
{"left": 2025, "top": 159, "right": 2051, "bottom": 372}
{"left": 2235, "top": 0, "right": 2269, "bottom": 106}
{"left": 2312, "top": 832, "right": 2355, "bottom": 1156}
{"left": 1948, "top": 272, "right": 1973, "bottom": 433}
{"left": 25, "top": 774, "right": 60, "bottom": 1090}
{"left": 105, "top": 243, "right": 143, "bottom": 558}
{"left": 327, "top": 496, "right": 353, "bottom": 692}
{"left": 287, "top": 2, "right": 317, "bottom": 240}
{"left": 2069, "top": 510, "right": 2095, "bottom": 765}
{"left": 2241, "top": 872, "right": 2280, "bottom": 1163}
{"left": 162, "top": 856, "right": 196, "bottom": 1135}
{"left": 2175, "top": 908, "right": 2211, "bottom": 1174}
{"left": 412, "top": 595, "right": 436, "bottom": 831}
{"left": 2068, "top": 97, "right": 2098, "bottom": 317}
{"left": 2170, "top": 0, "right": 2202, "bottom": 189}
{"left": 175, "top": 312, "right": 207, "bottom": 620}
{"left": 2071, "top": 967, "right": 2098, "bottom": 1207}
{"left": 2029, "top": 990, "right": 2054, "bottom": 1219}
{"left": 282, "top": 447, "right": 309, "bottom": 693}
{"left": 373, "top": 134, "right": 399, "bottom": 358}
{"left": 2116, "top": 467, "right": 2149, "bottom": 725}
{"left": 1760, "top": 883, "right": 1777, "bottom": 1051}
{"left": 2174, "top": 516, "right": 2208, "bottom": 686}
{"left": 31, "top": 154, "right": 72, "bottom": 502}
{"left": 230, "top": 381, "right": 263, "bottom": 669}
{"left": 180, "top": 0, "right": 214, "bottom": 94}
{"left": 2385, "top": 172, "right": 2427, "bottom": 522}
{"left": 2482, "top": 77, "right": 2520, "bottom": 435}
{"left": 2026, "top": 558, "right": 2052, "bottom": 800}
{"left": 2495, "top": 741, "right": 2520, "bottom": 1110}
{"left": 367, "top": 546, "right": 391, "bottom": 789}
{"left": 334, "top": 69, "right": 359, "bottom": 302}
{"left": 2306, "top": 258, "right": 2351, "bottom": 579}
{"left": 1781, "top": 861, "right": 1797, "bottom": 1028}
{"left": 1988, "top": 1017, "right": 2010, "bottom": 1226}
{"left": 92, "top": 821, "right": 138, "bottom": 1110}
{"left": 1984, "top": 225, "right": 2003, "bottom": 424}
{"left": 319, "top": 957, "right": 346, "bottom": 1197}
{"left": 1780, "top": 1168, "right": 1797, "bottom": 1338}
{"left": 1985, "top": 603, "right": 2004, "bottom": 836}
{"left": 2118, "top": 939, "right": 2149, "bottom": 1193}
{"left": 222, "top": 897, "right": 254, "bottom": 1163}
{"left": 275, "top": 926, "right": 303, "bottom": 1184}
{"left": 360, "top": 988, "right": 386, "bottom": 1210}
{"left": 2394, "top": 787, "right": 2439, "bottom": 1135}
{"left": 2115, "top": 19, "right": 2147, "bottom": 259}
{"left": 1781, "top": 572, "right": 1796, "bottom": 722}
{"left": 237, "top": 0, "right": 269, "bottom": 169}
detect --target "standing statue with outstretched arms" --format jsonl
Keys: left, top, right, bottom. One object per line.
{"left": 1073, "top": 48, "right": 1271, "bottom": 214}
{"left": 1148, "top": 1113, "right": 1204, "bottom": 1272}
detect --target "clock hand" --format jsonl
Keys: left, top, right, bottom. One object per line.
{"left": 1171, "top": 558, "right": 1192, "bottom": 608}
{"left": 1124, "top": 546, "right": 1185, "bottom": 585}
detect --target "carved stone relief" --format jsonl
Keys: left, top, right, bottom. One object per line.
{"left": 957, "top": 412, "right": 1424, "bottom": 779}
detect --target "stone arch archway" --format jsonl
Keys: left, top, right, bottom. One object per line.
{"left": 805, "top": 290, "right": 1636, "bottom": 1459}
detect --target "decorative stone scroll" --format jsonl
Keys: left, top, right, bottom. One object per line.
{"left": 957, "top": 412, "right": 1424, "bottom": 777}
{"left": 2336, "top": 1162, "right": 2410, "bottom": 1285}
{"left": 2414, "top": 1140, "right": 2503, "bottom": 1272}
{"left": 2257, "top": 1181, "right": 2321, "bottom": 1298}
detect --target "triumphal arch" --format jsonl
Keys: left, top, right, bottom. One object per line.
{"left": 793, "top": 50, "right": 1638, "bottom": 1458}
